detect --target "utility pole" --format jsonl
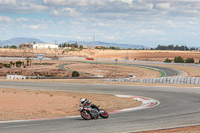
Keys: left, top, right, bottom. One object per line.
{"left": 31, "top": 41, "right": 35, "bottom": 77}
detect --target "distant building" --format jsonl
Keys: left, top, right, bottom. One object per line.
{"left": 19, "top": 43, "right": 58, "bottom": 49}
{"left": 97, "top": 46, "right": 102, "bottom": 49}
{"left": 83, "top": 45, "right": 89, "bottom": 49}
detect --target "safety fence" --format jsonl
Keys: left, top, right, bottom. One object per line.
{"left": 105, "top": 77, "right": 200, "bottom": 84}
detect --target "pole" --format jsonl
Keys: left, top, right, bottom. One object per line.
{"left": 31, "top": 42, "right": 34, "bottom": 77}
{"left": 199, "top": 50, "right": 200, "bottom": 63}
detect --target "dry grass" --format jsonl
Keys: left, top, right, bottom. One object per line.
{"left": 65, "top": 62, "right": 160, "bottom": 78}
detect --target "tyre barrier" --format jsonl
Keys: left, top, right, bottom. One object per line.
{"left": 105, "top": 77, "right": 200, "bottom": 84}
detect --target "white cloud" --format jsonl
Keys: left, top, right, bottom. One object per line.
{"left": 121, "top": 0, "right": 133, "bottom": 5}
{"left": 50, "top": 8, "right": 80, "bottom": 17}
{"left": 44, "top": 0, "right": 105, "bottom": 7}
{"left": 2, "top": 0, "right": 200, "bottom": 47}
{"left": 188, "top": 21, "right": 195, "bottom": 25}
{"left": 39, "top": 33, "right": 91, "bottom": 41}
{"left": 156, "top": 3, "right": 170, "bottom": 9}
{"left": 0, "top": 16, "right": 12, "bottom": 22}
{"left": 16, "top": 17, "right": 29, "bottom": 22}
{"left": 167, "top": 20, "right": 177, "bottom": 27}
{"left": 184, "top": 32, "right": 198, "bottom": 36}
{"left": 39, "top": 33, "right": 67, "bottom": 38}
{"left": 0, "top": 1, "right": 48, "bottom": 13}
{"left": 139, "top": 29, "right": 164, "bottom": 35}
{"left": 0, "top": 0, "right": 16, "bottom": 5}
{"left": 23, "top": 24, "right": 48, "bottom": 30}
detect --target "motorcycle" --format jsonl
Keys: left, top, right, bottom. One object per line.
{"left": 78, "top": 103, "right": 109, "bottom": 120}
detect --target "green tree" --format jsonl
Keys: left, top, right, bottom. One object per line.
{"left": 72, "top": 43, "right": 78, "bottom": 48}
{"left": 174, "top": 56, "right": 184, "bottom": 63}
{"left": 4, "top": 45, "right": 9, "bottom": 48}
{"left": 9, "top": 61, "right": 15, "bottom": 68}
{"left": 9, "top": 45, "right": 17, "bottom": 49}
{"left": 0, "top": 63, "right": 3, "bottom": 68}
{"left": 26, "top": 57, "right": 31, "bottom": 66}
{"left": 16, "top": 61, "right": 23, "bottom": 68}
{"left": 185, "top": 58, "right": 194, "bottom": 63}
{"left": 79, "top": 45, "right": 83, "bottom": 49}
{"left": 72, "top": 71, "right": 80, "bottom": 77}
{"left": 3, "top": 64, "right": 10, "bottom": 68}
{"left": 164, "top": 58, "right": 172, "bottom": 63}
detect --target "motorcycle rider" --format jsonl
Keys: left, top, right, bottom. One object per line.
{"left": 79, "top": 98, "right": 109, "bottom": 120}
{"left": 80, "top": 98, "right": 99, "bottom": 110}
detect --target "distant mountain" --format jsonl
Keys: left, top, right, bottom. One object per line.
{"left": 0, "top": 38, "right": 147, "bottom": 49}
{"left": 0, "top": 37, "right": 45, "bottom": 47}
{"left": 66, "top": 41, "right": 147, "bottom": 49}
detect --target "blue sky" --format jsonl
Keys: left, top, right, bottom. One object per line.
{"left": 0, "top": 0, "right": 200, "bottom": 47}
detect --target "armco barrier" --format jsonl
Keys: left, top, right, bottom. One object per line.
{"left": 105, "top": 77, "right": 200, "bottom": 84}
{"left": 6, "top": 75, "right": 26, "bottom": 80}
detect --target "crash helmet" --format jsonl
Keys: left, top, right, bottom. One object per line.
{"left": 80, "top": 98, "right": 87, "bottom": 104}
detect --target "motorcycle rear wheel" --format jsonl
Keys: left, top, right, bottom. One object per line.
{"left": 81, "top": 111, "right": 92, "bottom": 120}
{"left": 100, "top": 109, "right": 109, "bottom": 119}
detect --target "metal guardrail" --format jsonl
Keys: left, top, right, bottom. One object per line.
{"left": 105, "top": 77, "right": 200, "bottom": 84}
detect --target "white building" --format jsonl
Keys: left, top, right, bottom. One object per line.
{"left": 20, "top": 43, "right": 58, "bottom": 49}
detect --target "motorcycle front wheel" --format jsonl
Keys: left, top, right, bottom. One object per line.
{"left": 100, "top": 109, "right": 109, "bottom": 119}
{"left": 81, "top": 111, "right": 92, "bottom": 120}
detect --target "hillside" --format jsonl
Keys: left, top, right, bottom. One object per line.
{"left": 0, "top": 37, "right": 45, "bottom": 47}
{"left": 67, "top": 41, "right": 147, "bottom": 49}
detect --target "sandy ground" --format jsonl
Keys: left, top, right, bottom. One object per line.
{"left": 81, "top": 50, "right": 200, "bottom": 63}
{"left": 0, "top": 88, "right": 141, "bottom": 121}
{"left": 1, "top": 48, "right": 200, "bottom": 62}
{"left": 65, "top": 62, "right": 160, "bottom": 78}
{"left": 0, "top": 59, "right": 161, "bottom": 78}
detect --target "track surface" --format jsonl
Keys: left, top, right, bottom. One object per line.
{"left": 1, "top": 81, "right": 200, "bottom": 133}
{"left": 68, "top": 61, "right": 187, "bottom": 77}
{"left": 131, "top": 64, "right": 186, "bottom": 77}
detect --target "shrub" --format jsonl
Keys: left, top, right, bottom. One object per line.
{"left": 72, "top": 71, "right": 80, "bottom": 77}
{"left": 0, "top": 63, "right": 3, "bottom": 68}
{"left": 185, "top": 58, "right": 194, "bottom": 63}
{"left": 3, "top": 64, "right": 10, "bottom": 68}
{"left": 174, "top": 56, "right": 184, "bottom": 63}
{"left": 9, "top": 45, "right": 17, "bottom": 49}
{"left": 164, "top": 58, "right": 172, "bottom": 63}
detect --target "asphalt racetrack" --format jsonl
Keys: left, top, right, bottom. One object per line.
{"left": 0, "top": 81, "right": 200, "bottom": 133}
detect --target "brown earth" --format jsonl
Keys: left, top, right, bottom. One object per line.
{"left": 0, "top": 60, "right": 72, "bottom": 77}
{"left": 0, "top": 59, "right": 161, "bottom": 78}
{"left": 68, "top": 49, "right": 200, "bottom": 63}
{"left": 0, "top": 88, "right": 141, "bottom": 121}
{"left": 1, "top": 48, "right": 200, "bottom": 63}
{"left": 65, "top": 62, "right": 160, "bottom": 78}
